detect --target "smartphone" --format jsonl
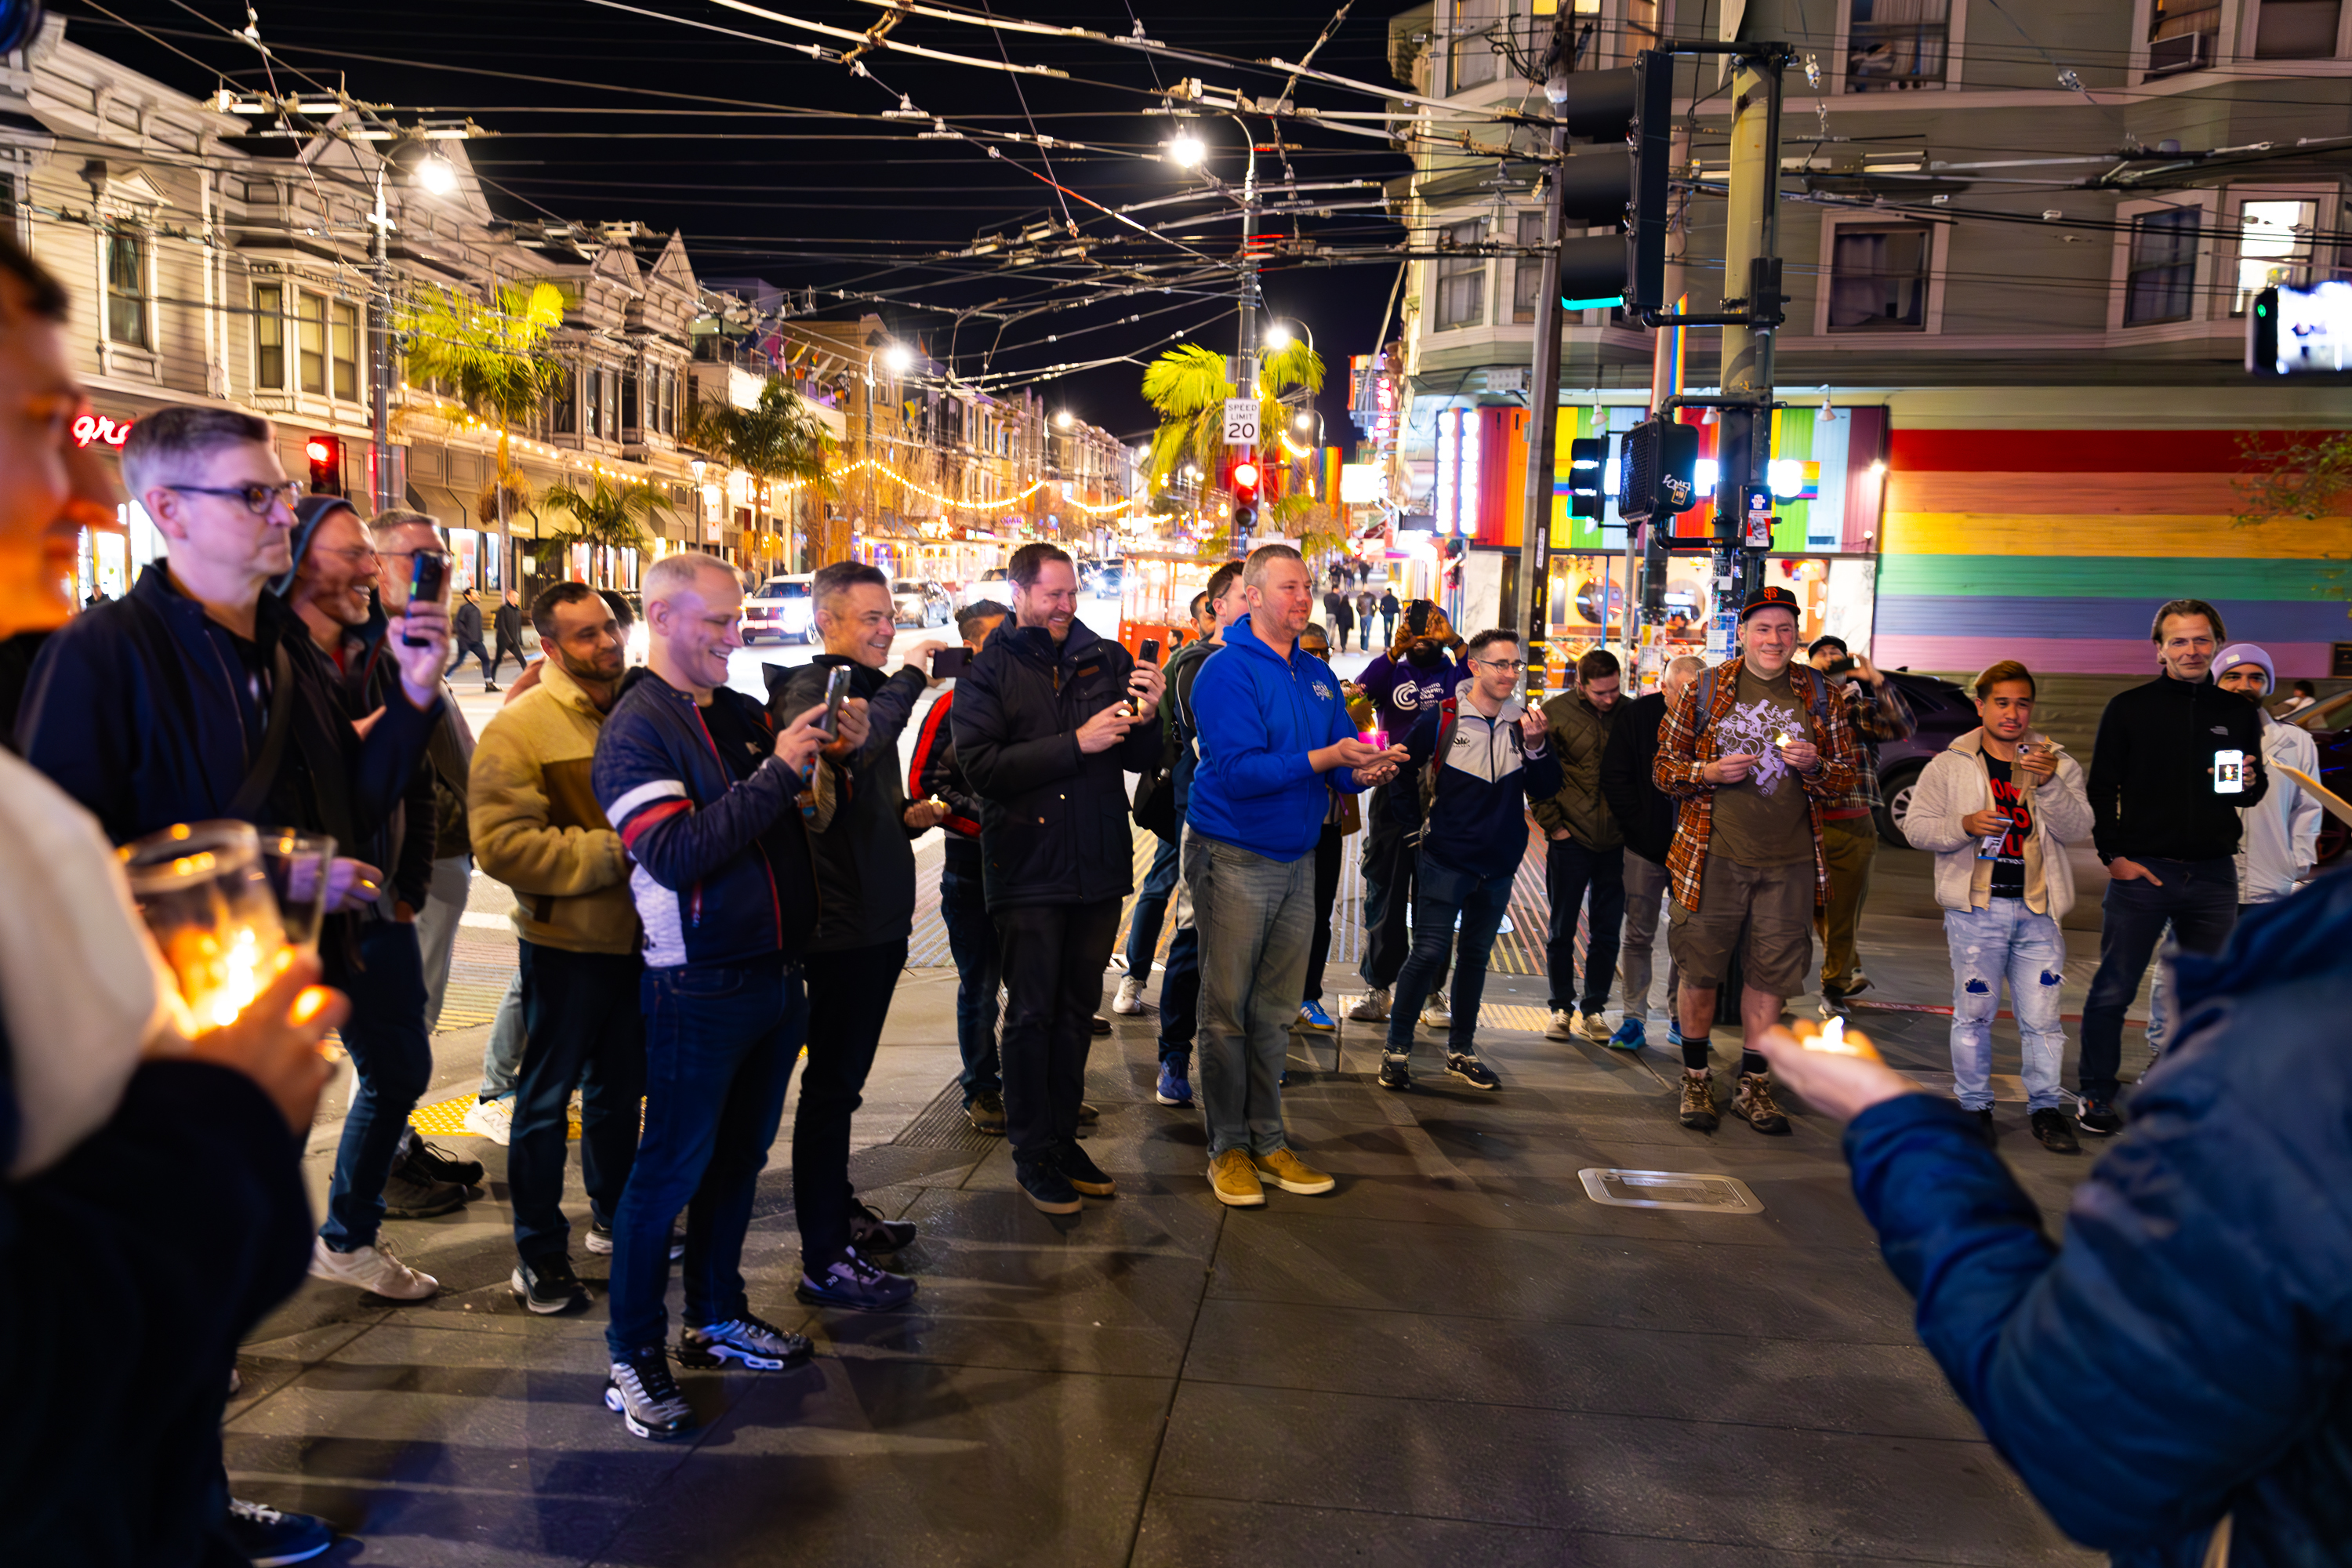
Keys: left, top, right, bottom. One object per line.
{"left": 1824, "top": 655, "right": 1857, "bottom": 677}
{"left": 930, "top": 646, "right": 971, "bottom": 680}
{"left": 401, "top": 551, "right": 447, "bottom": 647}
{"left": 2214, "top": 748, "right": 2245, "bottom": 795}
{"left": 820, "top": 664, "right": 854, "bottom": 740}
{"left": 1138, "top": 637, "right": 1161, "bottom": 667}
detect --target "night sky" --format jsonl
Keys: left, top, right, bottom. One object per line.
{"left": 61, "top": 0, "right": 1418, "bottom": 444}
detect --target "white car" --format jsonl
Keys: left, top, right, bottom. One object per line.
{"left": 959, "top": 568, "right": 1010, "bottom": 610}
{"left": 741, "top": 574, "right": 814, "bottom": 644}
{"left": 891, "top": 579, "right": 953, "bottom": 627}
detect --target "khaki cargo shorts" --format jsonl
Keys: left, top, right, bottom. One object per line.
{"left": 1666, "top": 855, "right": 1816, "bottom": 996}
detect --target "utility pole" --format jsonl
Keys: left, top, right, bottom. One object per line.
{"left": 1630, "top": 121, "right": 1690, "bottom": 673}
{"left": 1231, "top": 117, "right": 1260, "bottom": 559}
{"left": 1709, "top": 51, "right": 1787, "bottom": 643}
{"left": 368, "top": 170, "right": 397, "bottom": 515}
{"left": 1513, "top": 6, "right": 1576, "bottom": 692}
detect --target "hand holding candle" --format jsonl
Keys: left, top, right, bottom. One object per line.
{"left": 1750, "top": 1019, "right": 1918, "bottom": 1121}
{"left": 183, "top": 951, "right": 349, "bottom": 1134}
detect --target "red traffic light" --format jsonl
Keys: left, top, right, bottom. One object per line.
{"left": 306, "top": 434, "right": 343, "bottom": 497}
{"left": 1231, "top": 460, "right": 1259, "bottom": 492}
{"left": 305, "top": 437, "right": 333, "bottom": 464}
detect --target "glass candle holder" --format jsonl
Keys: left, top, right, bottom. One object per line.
{"left": 257, "top": 827, "right": 337, "bottom": 954}
{"left": 118, "top": 821, "right": 290, "bottom": 1029}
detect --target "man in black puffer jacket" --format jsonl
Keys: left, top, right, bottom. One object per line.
{"left": 1597, "top": 652, "right": 1704, "bottom": 1048}
{"left": 951, "top": 544, "right": 1163, "bottom": 1217}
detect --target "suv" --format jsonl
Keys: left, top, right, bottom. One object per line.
{"left": 2287, "top": 687, "right": 2352, "bottom": 867}
{"left": 1866, "top": 669, "right": 1980, "bottom": 847}
{"left": 741, "top": 575, "right": 813, "bottom": 644}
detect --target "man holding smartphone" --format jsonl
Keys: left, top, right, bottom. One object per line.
{"left": 2078, "top": 599, "right": 2267, "bottom": 1135}
{"left": 1805, "top": 636, "right": 1915, "bottom": 1013}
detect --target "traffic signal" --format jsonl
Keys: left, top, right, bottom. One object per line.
{"left": 1616, "top": 415, "right": 1698, "bottom": 524}
{"left": 1566, "top": 437, "right": 1607, "bottom": 521}
{"left": 1549, "top": 50, "right": 1674, "bottom": 315}
{"left": 306, "top": 434, "right": 343, "bottom": 496}
{"left": 1229, "top": 457, "right": 1259, "bottom": 534}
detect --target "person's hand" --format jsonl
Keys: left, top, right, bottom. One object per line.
{"left": 1960, "top": 807, "right": 2011, "bottom": 838}
{"left": 1548, "top": 826, "right": 1572, "bottom": 842}
{"left": 2018, "top": 742, "right": 2058, "bottom": 783}
{"left": 1076, "top": 704, "right": 1137, "bottom": 754}
{"left": 775, "top": 702, "right": 832, "bottom": 774}
{"left": 1312, "top": 735, "right": 1393, "bottom": 773}
{"left": 325, "top": 857, "right": 384, "bottom": 913}
{"left": 1748, "top": 1023, "right": 1920, "bottom": 1123}
{"left": 1778, "top": 736, "right": 1821, "bottom": 775}
{"left": 1126, "top": 661, "right": 1167, "bottom": 717}
{"left": 181, "top": 952, "right": 348, "bottom": 1135}
{"left": 1354, "top": 761, "right": 1399, "bottom": 788}
{"left": 1851, "top": 653, "right": 1887, "bottom": 688}
{"left": 902, "top": 799, "right": 950, "bottom": 831}
{"left": 390, "top": 601, "right": 452, "bottom": 709}
{"left": 2110, "top": 855, "right": 2164, "bottom": 886}
{"left": 1702, "top": 751, "right": 1761, "bottom": 786}
{"left": 903, "top": 640, "right": 951, "bottom": 685}
{"left": 1519, "top": 706, "right": 1548, "bottom": 747}
{"left": 821, "top": 696, "right": 873, "bottom": 758}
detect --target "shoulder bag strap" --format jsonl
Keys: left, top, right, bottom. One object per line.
{"left": 224, "top": 641, "right": 299, "bottom": 821}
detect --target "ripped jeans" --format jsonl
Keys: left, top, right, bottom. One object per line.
{"left": 1943, "top": 898, "right": 2068, "bottom": 1113}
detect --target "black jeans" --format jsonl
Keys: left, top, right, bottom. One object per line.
{"left": 997, "top": 898, "right": 1122, "bottom": 1163}
{"left": 510, "top": 942, "right": 645, "bottom": 1263}
{"left": 938, "top": 857, "right": 1002, "bottom": 1103}
{"left": 1301, "top": 820, "right": 1345, "bottom": 1004}
{"left": 319, "top": 920, "right": 432, "bottom": 1252}
{"left": 798, "top": 938, "right": 906, "bottom": 1261}
{"left": 490, "top": 636, "right": 526, "bottom": 681}
{"left": 1545, "top": 838, "right": 1626, "bottom": 1014}
{"left": 2079, "top": 855, "right": 2238, "bottom": 1102}
{"left": 1358, "top": 794, "right": 1448, "bottom": 994}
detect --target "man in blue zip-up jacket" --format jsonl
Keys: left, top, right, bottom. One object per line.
{"left": 1381, "top": 629, "right": 1561, "bottom": 1092}
{"left": 589, "top": 552, "right": 888, "bottom": 1444}
{"left": 1186, "top": 545, "right": 1403, "bottom": 1210}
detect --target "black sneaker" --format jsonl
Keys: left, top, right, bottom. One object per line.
{"left": 510, "top": 1253, "right": 590, "bottom": 1315}
{"left": 605, "top": 1346, "right": 696, "bottom": 1439}
{"left": 848, "top": 1196, "right": 916, "bottom": 1253}
{"left": 1059, "top": 1142, "right": 1116, "bottom": 1198}
{"left": 224, "top": 1498, "right": 334, "bottom": 1566}
{"left": 381, "top": 1170, "right": 468, "bottom": 1218}
{"left": 584, "top": 1218, "right": 685, "bottom": 1260}
{"left": 797, "top": 1245, "right": 916, "bottom": 1311}
{"left": 398, "top": 1136, "right": 484, "bottom": 1190}
{"left": 1076, "top": 1101, "right": 1101, "bottom": 1126}
{"left": 2076, "top": 1096, "right": 2123, "bottom": 1135}
{"left": 1377, "top": 1056, "right": 1412, "bottom": 1091}
{"left": 1973, "top": 1107, "right": 1997, "bottom": 1146}
{"left": 677, "top": 1313, "right": 812, "bottom": 1370}
{"left": 965, "top": 1088, "right": 1007, "bottom": 1135}
{"left": 1446, "top": 1054, "right": 1501, "bottom": 1091}
{"left": 1015, "top": 1158, "right": 1081, "bottom": 1214}
{"left": 2031, "top": 1108, "right": 2082, "bottom": 1154}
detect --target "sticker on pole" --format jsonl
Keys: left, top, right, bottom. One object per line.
{"left": 1222, "top": 398, "right": 1261, "bottom": 446}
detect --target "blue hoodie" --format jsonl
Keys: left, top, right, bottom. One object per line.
{"left": 1186, "top": 612, "right": 1367, "bottom": 862}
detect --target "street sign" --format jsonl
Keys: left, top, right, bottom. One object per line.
{"left": 1222, "top": 398, "right": 1260, "bottom": 446}
{"left": 1742, "top": 485, "right": 1773, "bottom": 548}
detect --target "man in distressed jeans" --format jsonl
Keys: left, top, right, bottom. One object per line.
{"left": 1901, "top": 660, "right": 2091, "bottom": 1154}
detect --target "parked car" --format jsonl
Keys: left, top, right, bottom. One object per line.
{"left": 891, "top": 579, "right": 953, "bottom": 627}
{"left": 2286, "top": 687, "right": 2352, "bottom": 866}
{"left": 741, "top": 574, "right": 814, "bottom": 644}
{"left": 959, "top": 568, "right": 1010, "bottom": 610}
{"left": 1867, "top": 670, "right": 1981, "bottom": 847}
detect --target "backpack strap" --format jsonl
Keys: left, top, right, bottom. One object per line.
{"left": 1413, "top": 696, "right": 1460, "bottom": 835}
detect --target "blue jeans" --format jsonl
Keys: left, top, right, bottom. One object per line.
{"left": 1156, "top": 920, "right": 1200, "bottom": 1072}
{"left": 1388, "top": 851, "right": 1515, "bottom": 1058}
{"left": 1125, "top": 833, "right": 1181, "bottom": 978}
{"left": 2080, "top": 857, "right": 2237, "bottom": 1102}
{"left": 604, "top": 961, "right": 805, "bottom": 1359}
{"left": 479, "top": 969, "right": 524, "bottom": 1102}
{"left": 510, "top": 942, "right": 645, "bottom": 1261}
{"left": 939, "top": 858, "right": 1002, "bottom": 1102}
{"left": 1187, "top": 829, "right": 1312, "bottom": 1158}
{"left": 320, "top": 920, "right": 434, "bottom": 1252}
{"left": 1942, "top": 899, "right": 2067, "bottom": 1112}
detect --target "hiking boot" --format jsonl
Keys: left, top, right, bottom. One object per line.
{"left": 1208, "top": 1149, "right": 1265, "bottom": 1207}
{"left": 1059, "top": 1142, "right": 1116, "bottom": 1198}
{"left": 380, "top": 1169, "right": 468, "bottom": 1219}
{"left": 510, "top": 1253, "right": 590, "bottom": 1315}
{"left": 1677, "top": 1072, "right": 1719, "bottom": 1133}
{"left": 2076, "top": 1096, "right": 2122, "bottom": 1135}
{"left": 1733, "top": 1072, "right": 1791, "bottom": 1135}
{"left": 1377, "top": 1054, "right": 1412, "bottom": 1091}
{"left": 461, "top": 1096, "right": 514, "bottom": 1145}
{"left": 1446, "top": 1053, "right": 1500, "bottom": 1091}
{"left": 1346, "top": 988, "right": 1390, "bottom": 1022}
{"left": 1155, "top": 1063, "right": 1194, "bottom": 1107}
{"left": 310, "top": 1236, "right": 437, "bottom": 1300}
{"left": 1606, "top": 1018, "right": 1646, "bottom": 1051}
{"left": 848, "top": 1196, "right": 916, "bottom": 1253}
{"left": 223, "top": 1498, "right": 334, "bottom": 1566}
{"left": 677, "top": 1313, "right": 812, "bottom": 1370}
{"left": 2031, "top": 1108, "right": 2082, "bottom": 1154}
{"left": 397, "top": 1135, "right": 484, "bottom": 1190}
{"left": 965, "top": 1088, "right": 1007, "bottom": 1134}
{"left": 1015, "top": 1159, "right": 1081, "bottom": 1215}
{"left": 1250, "top": 1148, "right": 1334, "bottom": 1196}
{"left": 606, "top": 1347, "right": 695, "bottom": 1439}
{"left": 1297, "top": 1000, "right": 1336, "bottom": 1033}
{"left": 1111, "top": 974, "right": 1148, "bottom": 1014}
{"left": 1544, "top": 1009, "right": 1577, "bottom": 1040}
{"left": 797, "top": 1245, "right": 916, "bottom": 1311}
{"left": 1419, "top": 990, "right": 1451, "bottom": 1028}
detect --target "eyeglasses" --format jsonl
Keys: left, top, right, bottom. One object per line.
{"left": 1474, "top": 658, "right": 1529, "bottom": 673}
{"left": 168, "top": 481, "right": 306, "bottom": 516}
{"left": 312, "top": 545, "right": 381, "bottom": 568}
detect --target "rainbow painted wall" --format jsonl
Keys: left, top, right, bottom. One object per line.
{"left": 1873, "top": 430, "right": 2350, "bottom": 680}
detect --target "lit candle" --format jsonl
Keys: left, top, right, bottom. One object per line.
{"left": 1361, "top": 728, "right": 1389, "bottom": 750}
{"left": 1797, "top": 1016, "right": 1882, "bottom": 1060}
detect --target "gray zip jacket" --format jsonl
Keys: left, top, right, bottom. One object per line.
{"left": 1903, "top": 728, "right": 2094, "bottom": 919}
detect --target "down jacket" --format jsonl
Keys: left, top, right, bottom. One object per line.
{"left": 1901, "top": 728, "right": 2093, "bottom": 919}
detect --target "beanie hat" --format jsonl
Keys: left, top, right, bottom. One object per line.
{"left": 2214, "top": 642, "right": 2275, "bottom": 692}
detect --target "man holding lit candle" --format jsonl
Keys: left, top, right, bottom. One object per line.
{"left": 1652, "top": 586, "right": 1860, "bottom": 1135}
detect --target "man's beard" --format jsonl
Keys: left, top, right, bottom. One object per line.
{"left": 1405, "top": 643, "right": 1442, "bottom": 668}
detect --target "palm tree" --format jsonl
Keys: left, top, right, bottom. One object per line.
{"left": 1140, "top": 339, "right": 1325, "bottom": 517}
{"left": 538, "top": 474, "right": 668, "bottom": 580}
{"left": 397, "top": 283, "right": 567, "bottom": 522}
{"left": 684, "top": 375, "right": 835, "bottom": 567}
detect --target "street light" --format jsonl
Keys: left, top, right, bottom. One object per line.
{"left": 884, "top": 342, "right": 914, "bottom": 373}
{"left": 1055, "top": 409, "right": 1073, "bottom": 428}
{"left": 1263, "top": 323, "right": 1292, "bottom": 352}
{"left": 1293, "top": 412, "right": 1312, "bottom": 432}
{"left": 1261, "top": 316, "right": 1314, "bottom": 354}
{"left": 414, "top": 154, "right": 457, "bottom": 195}
{"left": 1166, "top": 128, "right": 1205, "bottom": 168}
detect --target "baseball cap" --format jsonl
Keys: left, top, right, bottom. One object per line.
{"left": 1737, "top": 585, "right": 1801, "bottom": 624}
{"left": 2214, "top": 643, "right": 2275, "bottom": 691}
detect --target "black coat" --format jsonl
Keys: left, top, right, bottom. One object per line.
{"left": 950, "top": 619, "right": 1161, "bottom": 911}
{"left": 492, "top": 600, "right": 524, "bottom": 648}
{"left": 452, "top": 597, "right": 485, "bottom": 644}
{"left": 769, "top": 655, "right": 927, "bottom": 953}
{"left": 1598, "top": 689, "right": 1676, "bottom": 867}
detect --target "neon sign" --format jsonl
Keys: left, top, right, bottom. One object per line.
{"left": 71, "top": 413, "right": 133, "bottom": 448}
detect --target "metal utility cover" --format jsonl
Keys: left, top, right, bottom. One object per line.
{"left": 1579, "top": 1168, "right": 1764, "bottom": 1214}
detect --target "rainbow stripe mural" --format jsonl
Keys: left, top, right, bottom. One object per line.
{"left": 1873, "top": 430, "right": 2350, "bottom": 679}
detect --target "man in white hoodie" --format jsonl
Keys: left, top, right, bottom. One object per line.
{"left": 1902, "top": 660, "right": 2094, "bottom": 1154}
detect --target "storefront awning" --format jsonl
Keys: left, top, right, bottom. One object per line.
{"left": 405, "top": 482, "right": 477, "bottom": 532}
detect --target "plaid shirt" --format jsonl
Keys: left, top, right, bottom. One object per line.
{"left": 1652, "top": 655, "right": 1863, "bottom": 913}
{"left": 1824, "top": 677, "right": 1917, "bottom": 816}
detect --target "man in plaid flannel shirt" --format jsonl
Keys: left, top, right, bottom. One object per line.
{"left": 1806, "top": 635, "right": 1916, "bottom": 1010}
{"left": 1653, "top": 587, "right": 1863, "bottom": 1135}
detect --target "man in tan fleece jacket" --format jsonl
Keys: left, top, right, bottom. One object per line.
{"left": 470, "top": 581, "right": 642, "bottom": 1314}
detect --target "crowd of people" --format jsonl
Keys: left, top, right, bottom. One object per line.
{"left": 0, "top": 230, "right": 2341, "bottom": 1567}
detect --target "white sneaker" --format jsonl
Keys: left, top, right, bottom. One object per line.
{"left": 1544, "top": 1009, "right": 1577, "bottom": 1040}
{"left": 462, "top": 1097, "right": 514, "bottom": 1146}
{"left": 310, "top": 1236, "right": 438, "bottom": 1301}
{"left": 1111, "top": 974, "right": 1148, "bottom": 1014}
{"left": 1346, "top": 988, "right": 1390, "bottom": 1022}
{"left": 1420, "top": 990, "right": 1451, "bottom": 1029}
{"left": 1577, "top": 1011, "right": 1613, "bottom": 1044}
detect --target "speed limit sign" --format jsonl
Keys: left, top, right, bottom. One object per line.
{"left": 1222, "top": 397, "right": 1260, "bottom": 446}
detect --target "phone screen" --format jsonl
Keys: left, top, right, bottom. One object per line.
{"left": 821, "top": 665, "right": 854, "bottom": 739}
{"left": 930, "top": 646, "right": 971, "bottom": 680}
{"left": 2214, "top": 748, "right": 2245, "bottom": 795}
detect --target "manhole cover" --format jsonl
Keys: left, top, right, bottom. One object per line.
{"left": 1578, "top": 1168, "right": 1763, "bottom": 1214}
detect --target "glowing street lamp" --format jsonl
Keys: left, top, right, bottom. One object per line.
{"left": 414, "top": 154, "right": 457, "bottom": 196}
{"left": 884, "top": 342, "right": 914, "bottom": 373}
{"left": 1166, "top": 129, "right": 1205, "bottom": 168}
